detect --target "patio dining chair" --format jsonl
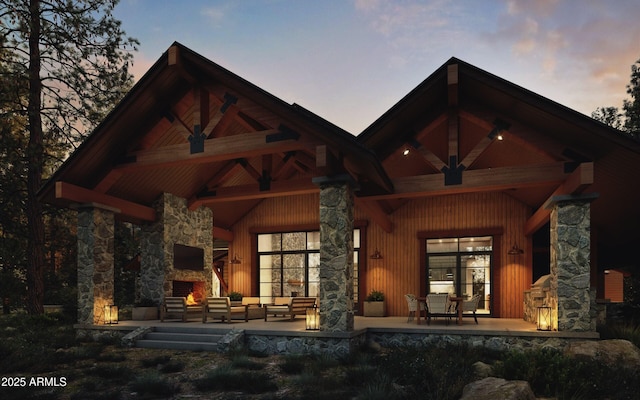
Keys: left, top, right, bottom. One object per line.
{"left": 426, "top": 293, "right": 454, "bottom": 325}
{"left": 404, "top": 294, "right": 425, "bottom": 322}
{"left": 461, "top": 294, "right": 482, "bottom": 323}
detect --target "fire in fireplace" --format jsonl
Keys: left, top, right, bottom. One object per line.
{"left": 172, "top": 280, "right": 205, "bottom": 304}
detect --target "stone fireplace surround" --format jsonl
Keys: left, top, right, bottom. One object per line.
{"left": 139, "top": 193, "right": 215, "bottom": 306}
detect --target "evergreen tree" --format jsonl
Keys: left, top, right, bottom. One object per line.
{"left": 622, "top": 58, "right": 640, "bottom": 138}
{"left": 0, "top": 0, "right": 138, "bottom": 313}
{"left": 592, "top": 58, "right": 640, "bottom": 139}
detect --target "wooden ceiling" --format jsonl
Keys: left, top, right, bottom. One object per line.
{"left": 40, "top": 45, "right": 640, "bottom": 265}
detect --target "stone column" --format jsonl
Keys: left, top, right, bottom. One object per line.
{"left": 77, "top": 204, "right": 115, "bottom": 324}
{"left": 315, "top": 175, "right": 355, "bottom": 332}
{"left": 548, "top": 193, "right": 598, "bottom": 332}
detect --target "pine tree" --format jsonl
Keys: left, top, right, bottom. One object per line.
{"left": 0, "top": 0, "right": 138, "bottom": 314}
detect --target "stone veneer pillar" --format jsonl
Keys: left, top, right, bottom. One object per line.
{"left": 77, "top": 205, "right": 115, "bottom": 324}
{"left": 139, "top": 193, "right": 214, "bottom": 305}
{"left": 316, "top": 176, "right": 355, "bottom": 332}
{"left": 548, "top": 193, "right": 598, "bottom": 332}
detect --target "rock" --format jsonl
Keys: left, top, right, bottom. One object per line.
{"left": 564, "top": 339, "right": 640, "bottom": 368}
{"left": 472, "top": 361, "right": 493, "bottom": 379}
{"left": 460, "top": 377, "right": 536, "bottom": 400}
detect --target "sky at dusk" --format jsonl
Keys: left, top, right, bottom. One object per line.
{"left": 113, "top": 0, "right": 640, "bottom": 134}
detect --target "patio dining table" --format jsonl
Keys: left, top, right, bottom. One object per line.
{"left": 415, "top": 296, "right": 464, "bottom": 325}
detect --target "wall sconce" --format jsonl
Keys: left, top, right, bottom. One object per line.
{"left": 370, "top": 249, "right": 383, "bottom": 259}
{"left": 230, "top": 254, "right": 241, "bottom": 264}
{"left": 306, "top": 305, "right": 320, "bottom": 330}
{"left": 104, "top": 304, "right": 118, "bottom": 325}
{"left": 537, "top": 306, "right": 552, "bottom": 331}
{"left": 508, "top": 243, "right": 524, "bottom": 256}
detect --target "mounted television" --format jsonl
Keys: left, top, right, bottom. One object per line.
{"left": 173, "top": 244, "right": 204, "bottom": 271}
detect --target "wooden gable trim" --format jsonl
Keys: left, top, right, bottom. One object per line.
{"left": 524, "top": 162, "right": 594, "bottom": 235}
{"left": 55, "top": 181, "right": 155, "bottom": 222}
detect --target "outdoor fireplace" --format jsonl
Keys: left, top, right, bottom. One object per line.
{"left": 172, "top": 280, "right": 205, "bottom": 304}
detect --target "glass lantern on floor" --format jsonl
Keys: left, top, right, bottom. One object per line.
{"left": 537, "top": 306, "right": 551, "bottom": 331}
{"left": 306, "top": 306, "right": 319, "bottom": 330}
{"left": 104, "top": 304, "right": 119, "bottom": 325}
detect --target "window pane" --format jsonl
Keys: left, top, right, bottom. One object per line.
{"left": 258, "top": 233, "right": 281, "bottom": 252}
{"left": 428, "top": 255, "right": 456, "bottom": 294}
{"left": 459, "top": 236, "right": 492, "bottom": 252}
{"left": 307, "top": 231, "right": 320, "bottom": 250}
{"left": 283, "top": 232, "right": 306, "bottom": 251}
{"left": 427, "top": 238, "right": 458, "bottom": 253}
{"left": 283, "top": 254, "right": 305, "bottom": 296}
{"left": 353, "top": 229, "right": 360, "bottom": 248}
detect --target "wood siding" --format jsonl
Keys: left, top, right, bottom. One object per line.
{"left": 225, "top": 191, "right": 533, "bottom": 319}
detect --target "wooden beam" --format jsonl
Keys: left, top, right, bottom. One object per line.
{"left": 459, "top": 135, "right": 494, "bottom": 168}
{"left": 409, "top": 140, "right": 446, "bottom": 170}
{"left": 447, "top": 64, "right": 458, "bottom": 107}
{"left": 524, "top": 162, "right": 594, "bottom": 235}
{"left": 115, "top": 129, "right": 314, "bottom": 171}
{"left": 55, "top": 181, "right": 155, "bottom": 222}
{"left": 93, "top": 169, "right": 123, "bottom": 193}
{"left": 363, "top": 162, "right": 570, "bottom": 200}
{"left": 213, "top": 226, "right": 234, "bottom": 242}
{"left": 355, "top": 198, "right": 393, "bottom": 233}
{"left": 202, "top": 161, "right": 244, "bottom": 190}
{"left": 448, "top": 108, "right": 459, "bottom": 160}
{"left": 189, "top": 178, "right": 318, "bottom": 207}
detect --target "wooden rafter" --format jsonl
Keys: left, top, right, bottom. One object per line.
{"left": 114, "top": 129, "right": 315, "bottom": 171}
{"left": 524, "top": 162, "right": 594, "bottom": 235}
{"left": 363, "top": 161, "right": 571, "bottom": 200}
{"left": 203, "top": 161, "right": 244, "bottom": 190}
{"left": 189, "top": 178, "right": 318, "bottom": 208}
{"left": 55, "top": 181, "right": 155, "bottom": 222}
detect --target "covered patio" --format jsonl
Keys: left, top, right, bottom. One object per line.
{"left": 40, "top": 43, "right": 640, "bottom": 339}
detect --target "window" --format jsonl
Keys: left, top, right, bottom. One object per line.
{"left": 257, "top": 230, "right": 360, "bottom": 304}
{"left": 426, "top": 236, "right": 492, "bottom": 314}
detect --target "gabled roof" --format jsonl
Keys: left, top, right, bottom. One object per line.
{"left": 39, "top": 42, "right": 392, "bottom": 227}
{"left": 357, "top": 57, "right": 640, "bottom": 264}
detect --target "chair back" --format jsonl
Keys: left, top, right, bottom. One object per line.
{"left": 204, "top": 297, "right": 230, "bottom": 312}
{"left": 462, "top": 294, "right": 481, "bottom": 312}
{"left": 405, "top": 294, "right": 417, "bottom": 311}
{"left": 426, "top": 293, "right": 450, "bottom": 313}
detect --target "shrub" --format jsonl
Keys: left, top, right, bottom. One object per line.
{"left": 228, "top": 291, "right": 243, "bottom": 301}
{"left": 366, "top": 290, "right": 385, "bottom": 302}
{"left": 130, "top": 371, "right": 180, "bottom": 397}
{"left": 193, "top": 364, "right": 277, "bottom": 394}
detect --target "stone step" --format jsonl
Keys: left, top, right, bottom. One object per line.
{"left": 135, "top": 326, "right": 230, "bottom": 352}
{"left": 144, "top": 331, "right": 223, "bottom": 343}
{"left": 136, "top": 339, "right": 219, "bottom": 352}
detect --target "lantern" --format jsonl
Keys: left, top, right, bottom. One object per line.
{"left": 104, "top": 304, "right": 119, "bottom": 325}
{"left": 305, "top": 306, "right": 319, "bottom": 330}
{"left": 537, "top": 306, "right": 551, "bottom": 331}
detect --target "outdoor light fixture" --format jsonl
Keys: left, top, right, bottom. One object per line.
{"left": 402, "top": 148, "right": 410, "bottom": 156}
{"left": 508, "top": 243, "right": 524, "bottom": 255}
{"left": 230, "top": 254, "right": 241, "bottom": 264}
{"left": 370, "top": 249, "right": 383, "bottom": 259}
{"left": 306, "top": 305, "right": 320, "bottom": 330}
{"left": 104, "top": 304, "right": 118, "bottom": 325}
{"left": 537, "top": 306, "right": 552, "bottom": 331}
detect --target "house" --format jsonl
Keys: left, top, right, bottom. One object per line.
{"left": 39, "top": 43, "right": 640, "bottom": 333}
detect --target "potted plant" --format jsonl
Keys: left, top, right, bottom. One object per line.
{"left": 229, "top": 291, "right": 243, "bottom": 306}
{"left": 363, "top": 290, "right": 386, "bottom": 317}
{"left": 132, "top": 298, "right": 158, "bottom": 320}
